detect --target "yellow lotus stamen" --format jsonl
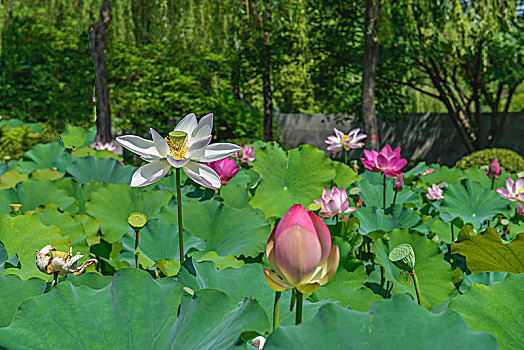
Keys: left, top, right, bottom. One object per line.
{"left": 165, "top": 131, "right": 189, "bottom": 160}
{"left": 342, "top": 135, "right": 349, "bottom": 142}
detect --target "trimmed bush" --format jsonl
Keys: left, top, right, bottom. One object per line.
{"left": 455, "top": 148, "right": 524, "bottom": 174}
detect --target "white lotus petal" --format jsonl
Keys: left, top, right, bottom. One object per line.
{"left": 198, "top": 143, "right": 241, "bottom": 162}
{"left": 116, "top": 135, "right": 161, "bottom": 158}
{"left": 167, "top": 155, "right": 191, "bottom": 168}
{"left": 150, "top": 128, "right": 169, "bottom": 157}
{"left": 187, "top": 135, "right": 212, "bottom": 160}
{"left": 174, "top": 113, "right": 197, "bottom": 135}
{"left": 191, "top": 113, "right": 213, "bottom": 140}
{"left": 183, "top": 161, "right": 221, "bottom": 189}
{"left": 130, "top": 160, "right": 171, "bottom": 187}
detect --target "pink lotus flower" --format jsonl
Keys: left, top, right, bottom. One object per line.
{"left": 313, "top": 186, "right": 356, "bottom": 219}
{"left": 325, "top": 128, "right": 367, "bottom": 152}
{"left": 263, "top": 204, "right": 339, "bottom": 294}
{"left": 237, "top": 145, "right": 256, "bottom": 163}
{"left": 93, "top": 141, "right": 117, "bottom": 153}
{"left": 361, "top": 145, "right": 407, "bottom": 178}
{"left": 486, "top": 157, "right": 501, "bottom": 179}
{"left": 496, "top": 177, "right": 524, "bottom": 202}
{"left": 252, "top": 336, "right": 266, "bottom": 349}
{"left": 426, "top": 184, "right": 444, "bottom": 200}
{"left": 205, "top": 157, "right": 240, "bottom": 186}
{"left": 421, "top": 168, "right": 434, "bottom": 176}
{"left": 393, "top": 173, "right": 404, "bottom": 192}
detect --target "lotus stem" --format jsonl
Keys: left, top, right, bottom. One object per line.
{"left": 451, "top": 224, "right": 454, "bottom": 242}
{"left": 392, "top": 191, "right": 398, "bottom": 206}
{"left": 379, "top": 265, "right": 385, "bottom": 295}
{"left": 410, "top": 269, "right": 423, "bottom": 307}
{"left": 290, "top": 289, "right": 296, "bottom": 311}
{"left": 344, "top": 150, "right": 348, "bottom": 165}
{"left": 383, "top": 173, "right": 387, "bottom": 210}
{"left": 134, "top": 229, "right": 140, "bottom": 269}
{"left": 295, "top": 290, "right": 303, "bottom": 325}
{"left": 490, "top": 178, "right": 495, "bottom": 191}
{"left": 273, "top": 291, "right": 281, "bottom": 330}
{"left": 176, "top": 167, "right": 185, "bottom": 265}
{"left": 52, "top": 272, "right": 58, "bottom": 287}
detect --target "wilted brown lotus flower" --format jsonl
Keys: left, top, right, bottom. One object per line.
{"left": 36, "top": 245, "right": 97, "bottom": 277}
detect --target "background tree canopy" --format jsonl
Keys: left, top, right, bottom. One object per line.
{"left": 0, "top": 0, "right": 522, "bottom": 147}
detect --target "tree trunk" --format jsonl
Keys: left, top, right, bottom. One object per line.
{"left": 361, "top": 0, "right": 380, "bottom": 150}
{"left": 262, "top": 3, "right": 273, "bottom": 142}
{"left": 89, "top": 0, "right": 112, "bottom": 143}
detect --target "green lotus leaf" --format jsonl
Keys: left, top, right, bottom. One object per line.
{"left": 440, "top": 179, "right": 511, "bottom": 229}
{"left": 0, "top": 168, "right": 28, "bottom": 190}
{"left": 0, "top": 275, "right": 46, "bottom": 327}
{"left": 0, "top": 268, "right": 270, "bottom": 349}
{"left": 459, "top": 272, "right": 508, "bottom": 294}
{"left": 358, "top": 174, "right": 421, "bottom": 208}
{"left": 419, "top": 164, "right": 465, "bottom": 185}
{"left": 0, "top": 215, "right": 71, "bottom": 280}
{"left": 316, "top": 265, "right": 382, "bottom": 312}
{"left": 188, "top": 251, "right": 244, "bottom": 270}
{"left": 58, "top": 125, "right": 95, "bottom": 149}
{"left": 73, "top": 214, "right": 101, "bottom": 246}
{"left": 118, "top": 219, "right": 204, "bottom": 269}
{"left": 449, "top": 274, "right": 523, "bottom": 350}
{"left": 0, "top": 245, "right": 20, "bottom": 272}
{"left": 462, "top": 166, "right": 516, "bottom": 191}
{"left": 30, "top": 168, "right": 64, "bottom": 181}
{"left": 0, "top": 180, "right": 78, "bottom": 214}
{"left": 221, "top": 169, "right": 251, "bottom": 209}
{"left": 426, "top": 216, "right": 462, "bottom": 244}
{"left": 452, "top": 226, "right": 524, "bottom": 273}
{"left": 86, "top": 183, "right": 172, "bottom": 243}
{"left": 71, "top": 147, "right": 121, "bottom": 160}
{"left": 67, "top": 272, "right": 112, "bottom": 290}
{"left": 354, "top": 205, "right": 426, "bottom": 236}
{"left": 264, "top": 294, "right": 496, "bottom": 349}
{"left": 371, "top": 229, "right": 454, "bottom": 309}
{"left": 16, "top": 142, "right": 73, "bottom": 174}
{"left": 66, "top": 156, "right": 136, "bottom": 184}
{"left": 177, "top": 260, "right": 336, "bottom": 327}
{"left": 159, "top": 199, "right": 270, "bottom": 257}
{"left": 333, "top": 161, "right": 360, "bottom": 188}
{"left": 250, "top": 143, "right": 335, "bottom": 218}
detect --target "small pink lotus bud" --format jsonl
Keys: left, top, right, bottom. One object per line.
{"left": 486, "top": 157, "right": 501, "bottom": 179}
{"left": 426, "top": 184, "right": 444, "bottom": 200}
{"left": 393, "top": 173, "right": 404, "bottom": 192}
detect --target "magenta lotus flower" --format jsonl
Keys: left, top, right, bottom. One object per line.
{"left": 325, "top": 128, "right": 367, "bottom": 152}
{"left": 426, "top": 184, "right": 444, "bottom": 200}
{"left": 361, "top": 145, "right": 407, "bottom": 178}
{"left": 238, "top": 145, "right": 256, "bottom": 163}
{"left": 486, "top": 157, "right": 501, "bottom": 179}
{"left": 393, "top": 173, "right": 404, "bottom": 192}
{"left": 263, "top": 204, "right": 339, "bottom": 294}
{"left": 205, "top": 157, "right": 240, "bottom": 186}
{"left": 313, "top": 186, "right": 356, "bottom": 219}
{"left": 496, "top": 177, "right": 524, "bottom": 201}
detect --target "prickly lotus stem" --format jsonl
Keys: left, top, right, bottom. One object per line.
{"left": 388, "top": 244, "right": 415, "bottom": 272}
{"left": 36, "top": 245, "right": 97, "bottom": 277}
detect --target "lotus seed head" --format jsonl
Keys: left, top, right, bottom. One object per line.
{"left": 9, "top": 203, "right": 22, "bottom": 212}
{"left": 128, "top": 212, "right": 147, "bottom": 230}
{"left": 388, "top": 243, "right": 415, "bottom": 271}
{"left": 308, "top": 202, "right": 322, "bottom": 211}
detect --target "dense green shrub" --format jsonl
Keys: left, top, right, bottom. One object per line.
{"left": 0, "top": 120, "right": 59, "bottom": 160}
{"left": 455, "top": 148, "right": 524, "bottom": 174}
{"left": 108, "top": 41, "right": 262, "bottom": 142}
{"left": 0, "top": 15, "right": 94, "bottom": 128}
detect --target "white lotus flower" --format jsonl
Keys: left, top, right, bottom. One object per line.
{"left": 116, "top": 113, "right": 241, "bottom": 188}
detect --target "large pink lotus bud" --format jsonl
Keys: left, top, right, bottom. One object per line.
{"left": 360, "top": 145, "right": 407, "bottom": 178}
{"left": 263, "top": 204, "right": 339, "bottom": 294}
{"left": 205, "top": 157, "right": 240, "bottom": 186}
{"left": 313, "top": 186, "right": 356, "bottom": 219}
{"left": 486, "top": 157, "right": 501, "bottom": 179}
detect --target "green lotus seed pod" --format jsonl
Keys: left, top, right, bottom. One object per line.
{"left": 128, "top": 212, "right": 147, "bottom": 231}
{"left": 9, "top": 203, "right": 22, "bottom": 212}
{"left": 308, "top": 203, "right": 322, "bottom": 211}
{"left": 389, "top": 244, "right": 415, "bottom": 272}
